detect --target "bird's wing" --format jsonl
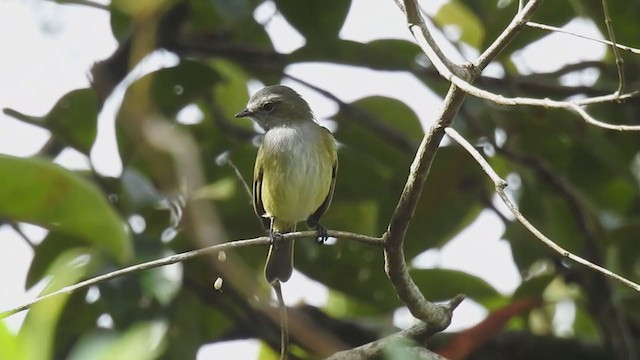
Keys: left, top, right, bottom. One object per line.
{"left": 308, "top": 129, "right": 338, "bottom": 228}
{"left": 253, "top": 146, "right": 271, "bottom": 230}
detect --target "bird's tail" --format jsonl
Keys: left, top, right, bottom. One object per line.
{"left": 265, "top": 222, "right": 296, "bottom": 284}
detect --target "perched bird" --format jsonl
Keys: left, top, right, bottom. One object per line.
{"left": 235, "top": 85, "right": 338, "bottom": 284}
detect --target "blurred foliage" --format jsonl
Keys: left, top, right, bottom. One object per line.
{"left": 2, "top": 0, "right": 640, "bottom": 359}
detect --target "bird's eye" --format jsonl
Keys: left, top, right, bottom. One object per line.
{"left": 261, "top": 102, "right": 274, "bottom": 112}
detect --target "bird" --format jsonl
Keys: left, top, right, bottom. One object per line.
{"left": 235, "top": 85, "right": 338, "bottom": 284}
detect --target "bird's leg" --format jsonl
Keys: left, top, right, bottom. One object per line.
{"left": 269, "top": 218, "right": 284, "bottom": 250}
{"left": 307, "top": 218, "right": 328, "bottom": 245}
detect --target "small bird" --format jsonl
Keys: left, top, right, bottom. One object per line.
{"left": 235, "top": 85, "right": 338, "bottom": 284}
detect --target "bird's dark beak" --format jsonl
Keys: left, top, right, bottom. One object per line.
{"left": 235, "top": 108, "right": 252, "bottom": 118}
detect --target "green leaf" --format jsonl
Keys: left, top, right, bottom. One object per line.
{"left": 98, "top": 321, "right": 167, "bottom": 360}
{"left": 150, "top": 60, "right": 220, "bottom": 117}
{"left": 3, "top": 88, "right": 100, "bottom": 155}
{"left": 0, "top": 155, "right": 132, "bottom": 263}
{"left": 410, "top": 268, "right": 501, "bottom": 303}
{"left": 0, "top": 321, "right": 22, "bottom": 360}
{"left": 19, "top": 249, "right": 94, "bottom": 360}
{"left": 435, "top": 0, "right": 484, "bottom": 48}
{"left": 290, "top": 39, "right": 420, "bottom": 70}
{"left": 381, "top": 147, "right": 488, "bottom": 257}
{"left": 274, "top": 0, "right": 352, "bottom": 45}
{"left": 512, "top": 274, "right": 554, "bottom": 299}
{"left": 26, "top": 232, "right": 84, "bottom": 288}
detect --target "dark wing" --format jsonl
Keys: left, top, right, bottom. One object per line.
{"left": 253, "top": 163, "right": 271, "bottom": 231}
{"left": 307, "top": 158, "right": 338, "bottom": 229}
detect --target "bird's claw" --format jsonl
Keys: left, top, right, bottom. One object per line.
{"left": 315, "top": 225, "right": 328, "bottom": 245}
{"left": 270, "top": 230, "right": 284, "bottom": 250}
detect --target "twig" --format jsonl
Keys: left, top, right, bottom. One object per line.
{"left": 0, "top": 230, "right": 382, "bottom": 319}
{"left": 9, "top": 223, "right": 35, "bottom": 250}
{"left": 444, "top": 127, "right": 640, "bottom": 293}
{"left": 600, "top": 0, "right": 625, "bottom": 94}
{"left": 448, "top": 76, "right": 640, "bottom": 131}
{"left": 472, "top": 0, "right": 543, "bottom": 71}
{"left": 401, "top": 0, "right": 471, "bottom": 80}
{"left": 227, "top": 158, "right": 252, "bottom": 200}
{"left": 45, "top": 0, "right": 109, "bottom": 11}
{"left": 526, "top": 22, "right": 640, "bottom": 56}
{"left": 399, "top": 0, "right": 640, "bottom": 132}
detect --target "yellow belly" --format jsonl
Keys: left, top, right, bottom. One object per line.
{"left": 260, "top": 126, "right": 333, "bottom": 223}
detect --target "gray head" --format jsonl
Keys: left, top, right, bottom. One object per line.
{"left": 235, "top": 85, "right": 314, "bottom": 130}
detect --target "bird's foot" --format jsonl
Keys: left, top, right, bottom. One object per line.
{"left": 314, "top": 224, "right": 328, "bottom": 245}
{"left": 269, "top": 230, "right": 284, "bottom": 250}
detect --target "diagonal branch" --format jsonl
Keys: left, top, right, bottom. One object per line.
{"left": 444, "top": 126, "right": 640, "bottom": 293}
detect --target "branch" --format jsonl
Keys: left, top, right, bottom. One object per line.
{"left": 444, "top": 127, "right": 640, "bottom": 293}
{"left": 0, "top": 230, "right": 382, "bottom": 319}
{"left": 401, "top": 0, "right": 471, "bottom": 80}
{"left": 600, "top": 0, "right": 625, "bottom": 94}
{"left": 326, "top": 322, "right": 448, "bottom": 360}
{"left": 384, "top": 0, "right": 542, "bottom": 328}
{"left": 448, "top": 77, "right": 640, "bottom": 131}
{"left": 526, "top": 22, "right": 640, "bottom": 56}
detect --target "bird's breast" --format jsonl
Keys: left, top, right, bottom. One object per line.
{"left": 260, "top": 125, "right": 333, "bottom": 222}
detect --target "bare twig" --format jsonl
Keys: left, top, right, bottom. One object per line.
{"left": 448, "top": 77, "right": 640, "bottom": 131}
{"left": 401, "top": 0, "right": 471, "bottom": 80}
{"left": 0, "top": 230, "right": 382, "bottom": 319}
{"left": 9, "top": 223, "right": 35, "bottom": 250}
{"left": 227, "top": 158, "right": 253, "bottom": 200}
{"left": 444, "top": 127, "right": 640, "bottom": 293}
{"left": 600, "top": 0, "right": 625, "bottom": 94}
{"left": 526, "top": 22, "right": 640, "bottom": 56}
{"left": 472, "top": 0, "right": 543, "bottom": 71}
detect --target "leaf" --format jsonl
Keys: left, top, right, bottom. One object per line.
{"left": 380, "top": 147, "right": 488, "bottom": 257}
{"left": 290, "top": 39, "right": 420, "bottom": 70}
{"left": 97, "top": 321, "right": 167, "bottom": 360}
{"left": 0, "top": 155, "right": 132, "bottom": 263}
{"left": 274, "top": 0, "right": 351, "bottom": 45}
{"left": 0, "top": 321, "right": 22, "bottom": 360}
{"left": 19, "top": 249, "right": 94, "bottom": 360}
{"left": 410, "top": 268, "right": 501, "bottom": 303}
{"left": 26, "top": 232, "right": 83, "bottom": 288}
{"left": 435, "top": 0, "right": 484, "bottom": 48}
{"left": 150, "top": 60, "right": 220, "bottom": 117}
{"left": 3, "top": 88, "right": 100, "bottom": 155}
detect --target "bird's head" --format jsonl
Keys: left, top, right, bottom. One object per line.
{"left": 235, "top": 85, "right": 314, "bottom": 130}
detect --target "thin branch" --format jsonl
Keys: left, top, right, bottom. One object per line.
{"left": 401, "top": 0, "right": 640, "bottom": 132}
{"left": 45, "top": 0, "right": 109, "bottom": 11}
{"left": 401, "top": 0, "right": 471, "bottom": 80}
{"left": 227, "top": 158, "right": 253, "bottom": 200}
{"left": 0, "top": 230, "right": 382, "bottom": 319}
{"left": 472, "top": 0, "right": 544, "bottom": 71}
{"left": 601, "top": 0, "right": 625, "bottom": 94}
{"left": 444, "top": 127, "right": 640, "bottom": 293}
{"left": 448, "top": 76, "right": 640, "bottom": 131}
{"left": 526, "top": 22, "right": 640, "bottom": 56}
{"left": 9, "top": 223, "right": 35, "bottom": 250}
{"left": 326, "top": 322, "right": 448, "bottom": 360}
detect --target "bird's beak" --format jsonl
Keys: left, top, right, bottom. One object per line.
{"left": 235, "top": 108, "right": 253, "bottom": 118}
